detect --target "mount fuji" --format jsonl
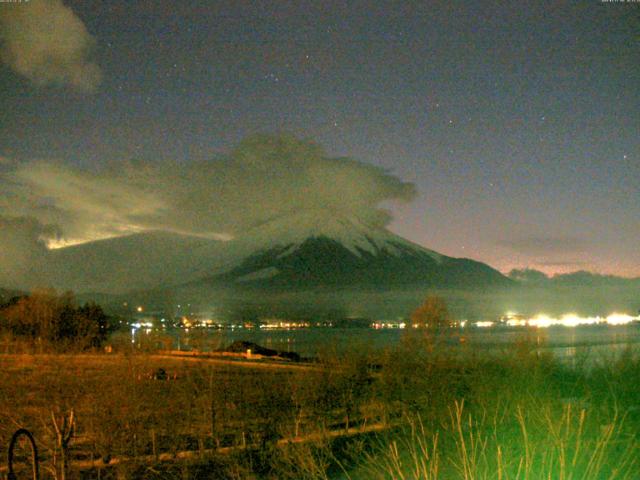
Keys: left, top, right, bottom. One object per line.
{"left": 191, "top": 211, "right": 510, "bottom": 290}
{"left": 45, "top": 210, "right": 511, "bottom": 294}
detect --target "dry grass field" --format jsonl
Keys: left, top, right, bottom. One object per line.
{"left": 1, "top": 335, "right": 640, "bottom": 479}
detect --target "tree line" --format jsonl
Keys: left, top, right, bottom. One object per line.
{"left": 0, "top": 289, "right": 110, "bottom": 351}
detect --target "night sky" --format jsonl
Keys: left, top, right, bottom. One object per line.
{"left": 1, "top": 0, "right": 638, "bottom": 277}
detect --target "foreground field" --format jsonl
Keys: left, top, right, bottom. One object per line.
{"left": 1, "top": 335, "right": 640, "bottom": 479}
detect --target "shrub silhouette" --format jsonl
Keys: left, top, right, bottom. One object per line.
{"left": 0, "top": 289, "right": 109, "bottom": 350}
{"left": 409, "top": 294, "right": 453, "bottom": 331}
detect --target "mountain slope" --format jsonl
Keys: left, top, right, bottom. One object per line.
{"left": 46, "top": 211, "right": 511, "bottom": 293}
{"left": 47, "top": 231, "right": 224, "bottom": 293}
{"left": 208, "top": 237, "right": 509, "bottom": 289}
{"left": 509, "top": 268, "right": 640, "bottom": 287}
{"left": 190, "top": 211, "right": 511, "bottom": 289}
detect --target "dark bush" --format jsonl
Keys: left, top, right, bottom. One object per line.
{"left": 0, "top": 289, "right": 109, "bottom": 350}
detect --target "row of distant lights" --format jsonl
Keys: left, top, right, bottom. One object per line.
{"left": 133, "top": 306, "right": 639, "bottom": 331}
{"left": 260, "top": 321, "right": 312, "bottom": 329}
{"left": 475, "top": 313, "right": 640, "bottom": 329}
{"left": 372, "top": 313, "right": 640, "bottom": 330}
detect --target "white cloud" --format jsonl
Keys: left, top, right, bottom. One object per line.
{"left": 0, "top": 215, "right": 54, "bottom": 289}
{"left": 0, "top": 0, "right": 102, "bottom": 92}
{"left": 7, "top": 161, "right": 166, "bottom": 243}
{"left": 0, "top": 135, "right": 416, "bottom": 247}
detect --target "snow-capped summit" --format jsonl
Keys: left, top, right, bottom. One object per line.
{"left": 224, "top": 209, "right": 443, "bottom": 261}
{"left": 194, "top": 209, "right": 509, "bottom": 290}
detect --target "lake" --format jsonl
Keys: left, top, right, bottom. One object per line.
{"left": 151, "top": 323, "right": 640, "bottom": 362}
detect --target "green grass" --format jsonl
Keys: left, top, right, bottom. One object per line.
{"left": 349, "top": 337, "right": 640, "bottom": 480}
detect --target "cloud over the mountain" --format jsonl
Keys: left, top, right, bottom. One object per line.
{"left": 0, "top": 216, "right": 55, "bottom": 289}
{"left": 0, "top": 0, "right": 101, "bottom": 92}
{"left": 0, "top": 135, "right": 416, "bottom": 247}
{"left": 6, "top": 161, "right": 165, "bottom": 244}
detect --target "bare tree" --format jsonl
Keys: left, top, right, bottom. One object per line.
{"left": 409, "top": 294, "right": 453, "bottom": 331}
{"left": 50, "top": 409, "right": 75, "bottom": 480}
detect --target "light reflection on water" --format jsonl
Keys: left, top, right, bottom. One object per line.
{"left": 145, "top": 323, "right": 640, "bottom": 361}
